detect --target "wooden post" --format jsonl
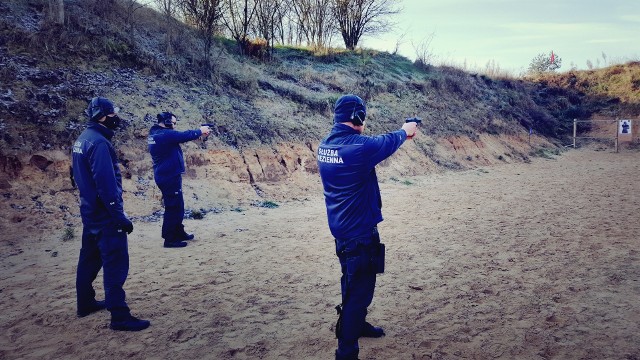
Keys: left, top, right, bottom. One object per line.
{"left": 573, "top": 119, "right": 577, "bottom": 148}
{"left": 615, "top": 118, "right": 619, "bottom": 153}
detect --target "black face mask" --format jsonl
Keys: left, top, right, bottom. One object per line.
{"left": 103, "top": 115, "right": 121, "bottom": 130}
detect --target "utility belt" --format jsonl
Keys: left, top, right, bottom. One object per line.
{"left": 336, "top": 227, "right": 385, "bottom": 275}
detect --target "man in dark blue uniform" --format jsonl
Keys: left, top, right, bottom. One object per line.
{"left": 318, "top": 94, "right": 418, "bottom": 360}
{"left": 72, "top": 97, "right": 150, "bottom": 331}
{"left": 147, "top": 112, "right": 211, "bottom": 248}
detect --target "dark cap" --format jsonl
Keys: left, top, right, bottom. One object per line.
{"left": 157, "top": 112, "right": 176, "bottom": 126}
{"left": 333, "top": 94, "right": 366, "bottom": 125}
{"left": 86, "top": 97, "right": 119, "bottom": 122}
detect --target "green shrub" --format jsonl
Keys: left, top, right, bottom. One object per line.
{"left": 257, "top": 200, "right": 279, "bottom": 209}
{"left": 530, "top": 148, "right": 559, "bottom": 159}
{"left": 62, "top": 226, "right": 75, "bottom": 241}
{"left": 191, "top": 209, "right": 204, "bottom": 219}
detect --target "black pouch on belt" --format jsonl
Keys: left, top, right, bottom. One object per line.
{"left": 373, "top": 243, "right": 385, "bottom": 274}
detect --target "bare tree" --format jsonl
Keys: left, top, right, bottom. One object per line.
{"left": 412, "top": 33, "right": 435, "bottom": 70}
{"left": 282, "top": 3, "right": 301, "bottom": 45}
{"left": 222, "top": 0, "right": 258, "bottom": 54}
{"left": 92, "top": 0, "right": 118, "bottom": 18}
{"left": 155, "top": 0, "right": 180, "bottom": 54}
{"left": 180, "top": 0, "right": 225, "bottom": 70}
{"left": 47, "top": 0, "right": 64, "bottom": 25}
{"left": 254, "top": 0, "right": 288, "bottom": 54}
{"left": 333, "top": 0, "right": 399, "bottom": 50}
{"left": 121, "top": 0, "right": 151, "bottom": 40}
{"left": 392, "top": 28, "right": 407, "bottom": 55}
{"left": 291, "top": 0, "right": 335, "bottom": 49}
{"left": 274, "top": 0, "right": 291, "bottom": 45}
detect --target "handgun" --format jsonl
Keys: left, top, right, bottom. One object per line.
{"left": 200, "top": 123, "right": 214, "bottom": 141}
{"left": 405, "top": 117, "right": 421, "bottom": 139}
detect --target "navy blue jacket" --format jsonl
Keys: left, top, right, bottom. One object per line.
{"left": 72, "top": 122, "right": 127, "bottom": 230}
{"left": 147, "top": 125, "right": 202, "bottom": 183}
{"left": 318, "top": 123, "right": 407, "bottom": 241}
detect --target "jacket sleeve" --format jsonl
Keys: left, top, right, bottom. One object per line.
{"left": 365, "top": 129, "right": 407, "bottom": 167}
{"left": 154, "top": 129, "right": 202, "bottom": 145}
{"left": 88, "top": 142, "right": 127, "bottom": 221}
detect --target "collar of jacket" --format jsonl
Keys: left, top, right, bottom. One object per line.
{"left": 150, "top": 124, "right": 171, "bottom": 131}
{"left": 87, "top": 121, "right": 115, "bottom": 140}
{"left": 331, "top": 123, "right": 359, "bottom": 135}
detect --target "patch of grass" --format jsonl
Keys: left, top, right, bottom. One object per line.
{"left": 401, "top": 179, "right": 414, "bottom": 186}
{"left": 530, "top": 147, "right": 560, "bottom": 159}
{"left": 231, "top": 207, "right": 244, "bottom": 213}
{"left": 224, "top": 65, "right": 259, "bottom": 94}
{"left": 191, "top": 209, "right": 204, "bottom": 219}
{"left": 256, "top": 200, "right": 279, "bottom": 209}
{"left": 61, "top": 226, "right": 75, "bottom": 241}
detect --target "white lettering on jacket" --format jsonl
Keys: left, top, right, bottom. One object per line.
{"left": 72, "top": 141, "right": 83, "bottom": 154}
{"left": 318, "top": 147, "right": 344, "bottom": 164}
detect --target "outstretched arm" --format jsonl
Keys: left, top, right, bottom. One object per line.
{"left": 155, "top": 128, "right": 207, "bottom": 145}
{"left": 366, "top": 121, "right": 418, "bottom": 166}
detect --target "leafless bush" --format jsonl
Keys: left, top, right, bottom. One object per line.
{"left": 392, "top": 29, "right": 407, "bottom": 55}
{"left": 412, "top": 33, "right": 435, "bottom": 70}
{"left": 246, "top": 38, "right": 269, "bottom": 59}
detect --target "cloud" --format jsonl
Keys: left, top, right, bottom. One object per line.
{"left": 586, "top": 38, "right": 635, "bottom": 44}
{"left": 499, "top": 22, "right": 606, "bottom": 33}
{"left": 619, "top": 15, "right": 640, "bottom": 22}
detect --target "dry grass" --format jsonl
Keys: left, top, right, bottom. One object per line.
{"left": 1, "top": 0, "right": 638, "bottom": 158}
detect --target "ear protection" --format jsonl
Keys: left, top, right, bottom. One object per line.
{"left": 157, "top": 112, "right": 175, "bottom": 127}
{"left": 88, "top": 98, "right": 104, "bottom": 122}
{"left": 87, "top": 97, "right": 116, "bottom": 122}
{"left": 349, "top": 100, "right": 366, "bottom": 126}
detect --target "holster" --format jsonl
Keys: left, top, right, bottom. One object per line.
{"left": 335, "top": 304, "right": 343, "bottom": 339}
{"left": 373, "top": 242, "right": 385, "bottom": 274}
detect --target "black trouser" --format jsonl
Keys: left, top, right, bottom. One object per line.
{"left": 76, "top": 225, "right": 130, "bottom": 319}
{"left": 335, "top": 228, "right": 382, "bottom": 359}
{"left": 156, "top": 175, "right": 185, "bottom": 242}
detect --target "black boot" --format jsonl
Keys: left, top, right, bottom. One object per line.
{"left": 335, "top": 350, "right": 359, "bottom": 360}
{"left": 164, "top": 239, "right": 187, "bottom": 248}
{"left": 360, "top": 321, "right": 385, "bottom": 338}
{"left": 180, "top": 232, "right": 195, "bottom": 240}
{"left": 178, "top": 225, "right": 194, "bottom": 240}
{"left": 77, "top": 300, "right": 106, "bottom": 318}
{"left": 110, "top": 314, "right": 151, "bottom": 331}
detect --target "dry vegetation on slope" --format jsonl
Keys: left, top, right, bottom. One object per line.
{"left": 0, "top": 0, "right": 639, "bottom": 237}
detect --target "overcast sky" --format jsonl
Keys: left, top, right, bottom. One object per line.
{"left": 360, "top": 0, "right": 640, "bottom": 74}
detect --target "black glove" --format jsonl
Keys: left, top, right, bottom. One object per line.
{"left": 117, "top": 217, "right": 134, "bottom": 234}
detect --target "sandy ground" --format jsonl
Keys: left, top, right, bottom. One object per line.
{"left": 1, "top": 149, "right": 639, "bottom": 359}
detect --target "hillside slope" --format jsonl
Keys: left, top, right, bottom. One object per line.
{"left": 0, "top": 0, "right": 638, "bottom": 239}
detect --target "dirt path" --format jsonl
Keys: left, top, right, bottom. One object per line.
{"left": 1, "top": 149, "right": 639, "bottom": 359}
